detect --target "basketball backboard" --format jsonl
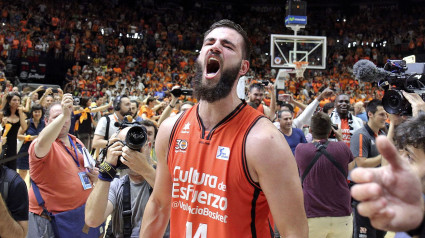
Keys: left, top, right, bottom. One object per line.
{"left": 270, "top": 34, "right": 327, "bottom": 69}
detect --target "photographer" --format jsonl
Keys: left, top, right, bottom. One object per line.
{"left": 85, "top": 125, "right": 168, "bottom": 237}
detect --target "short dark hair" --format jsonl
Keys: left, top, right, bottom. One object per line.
{"left": 140, "top": 120, "right": 158, "bottom": 140}
{"left": 323, "top": 102, "right": 335, "bottom": 114}
{"left": 204, "top": 19, "right": 251, "bottom": 60}
{"left": 366, "top": 99, "right": 383, "bottom": 119}
{"left": 310, "top": 112, "right": 332, "bottom": 140}
{"left": 131, "top": 100, "right": 139, "bottom": 108}
{"left": 278, "top": 109, "right": 293, "bottom": 119}
{"left": 30, "top": 104, "right": 44, "bottom": 119}
{"left": 280, "top": 103, "right": 294, "bottom": 113}
{"left": 249, "top": 83, "right": 265, "bottom": 92}
{"left": 394, "top": 113, "right": 425, "bottom": 152}
{"left": 146, "top": 97, "right": 155, "bottom": 104}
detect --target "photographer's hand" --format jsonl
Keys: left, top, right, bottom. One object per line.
{"left": 105, "top": 138, "right": 123, "bottom": 167}
{"left": 402, "top": 91, "right": 425, "bottom": 117}
{"left": 86, "top": 167, "right": 99, "bottom": 184}
{"left": 121, "top": 143, "right": 156, "bottom": 187}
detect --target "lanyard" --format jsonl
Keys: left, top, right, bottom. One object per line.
{"left": 63, "top": 135, "right": 80, "bottom": 167}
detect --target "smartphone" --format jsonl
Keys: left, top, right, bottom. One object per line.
{"left": 278, "top": 94, "right": 291, "bottom": 102}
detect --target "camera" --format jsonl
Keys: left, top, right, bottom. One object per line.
{"left": 380, "top": 60, "right": 425, "bottom": 115}
{"left": 100, "top": 117, "right": 147, "bottom": 170}
{"left": 170, "top": 88, "right": 193, "bottom": 97}
{"left": 353, "top": 59, "right": 425, "bottom": 115}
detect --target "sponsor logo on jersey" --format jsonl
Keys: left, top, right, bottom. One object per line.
{"left": 182, "top": 122, "right": 191, "bottom": 134}
{"left": 216, "top": 146, "right": 230, "bottom": 161}
{"left": 175, "top": 139, "right": 188, "bottom": 153}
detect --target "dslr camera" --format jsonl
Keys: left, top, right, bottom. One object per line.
{"left": 99, "top": 117, "right": 148, "bottom": 169}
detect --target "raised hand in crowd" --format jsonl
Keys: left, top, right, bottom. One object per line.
{"left": 402, "top": 90, "right": 425, "bottom": 117}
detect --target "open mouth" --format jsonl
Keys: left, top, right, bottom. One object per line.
{"left": 206, "top": 57, "right": 220, "bottom": 78}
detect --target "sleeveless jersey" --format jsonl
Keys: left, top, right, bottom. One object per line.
{"left": 168, "top": 102, "right": 272, "bottom": 238}
{"left": 256, "top": 103, "right": 264, "bottom": 114}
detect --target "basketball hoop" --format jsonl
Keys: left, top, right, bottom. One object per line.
{"left": 294, "top": 61, "right": 308, "bottom": 78}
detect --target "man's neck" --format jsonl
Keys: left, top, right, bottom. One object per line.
{"left": 115, "top": 112, "right": 124, "bottom": 121}
{"left": 59, "top": 134, "right": 71, "bottom": 147}
{"left": 198, "top": 93, "right": 242, "bottom": 131}
{"left": 338, "top": 112, "right": 348, "bottom": 119}
{"left": 367, "top": 121, "right": 380, "bottom": 134}
{"left": 129, "top": 173, "right": 145, "bottom": 183}
{"left": 280, "top": 127, "right": 292, "bottom": 136}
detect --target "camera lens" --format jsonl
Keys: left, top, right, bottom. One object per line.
{"left": 125, "top": 125, "right": 147, "bottom": 151}
{"left": 382, "top": 90, "right": 411, "bottom": 115}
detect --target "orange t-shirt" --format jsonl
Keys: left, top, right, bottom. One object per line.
{"left": 168, "top": 103, "right": 271, "bottom": 237}
{"left": 340, "top": 119, "right": 351, "bottom": 147}
{"left": 139, "top": 105, "right": 153, "bottom": 118}
{"left": 29, "top": 135, "right": 91, "bottom": 214}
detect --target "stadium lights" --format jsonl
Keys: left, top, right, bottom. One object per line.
{"left": 343, "top": 19, "right": 346, "bottom": 22}
{"left": 337, "top": 40, "right": 339, "bottom": 43}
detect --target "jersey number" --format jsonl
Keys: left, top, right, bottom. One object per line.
{"left": 186, "top": 222, "right": 207, "bottom": 238}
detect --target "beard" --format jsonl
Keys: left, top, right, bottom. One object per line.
{"left": 193, "top": 60, "right": 241, "bottom": 103}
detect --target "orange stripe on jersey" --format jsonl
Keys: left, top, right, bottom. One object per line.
{"left": 167, "top": 102, "right": 271, "bottom": 238}
{"left": 359, "top": 134, "right": 363, "bottom": 157}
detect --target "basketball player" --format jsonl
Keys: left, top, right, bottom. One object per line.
{"left": 140, "top": 19, "right": 308, "bottom": 238}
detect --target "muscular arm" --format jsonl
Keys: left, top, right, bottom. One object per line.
{"left": 140, "top": 116, "right": 176, "bottom": 237}
{"left": 246, "top": 118, "right": 308, "bottom": 237}
{"left": 0, "top": 195, "right": 28, "bottom": 238}
{"left": 92, "top": 134, "right": 109, "bottom": 149}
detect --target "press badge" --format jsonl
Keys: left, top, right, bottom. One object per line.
{"left": 78, "top": 172, "right": 93, "bottom": 190}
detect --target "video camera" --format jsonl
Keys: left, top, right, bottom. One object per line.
{"left": 353, "top": 59, "right": 425, "bottom": 115}
{"left": 99, "top": 116, "right": 148, "bottom": 169}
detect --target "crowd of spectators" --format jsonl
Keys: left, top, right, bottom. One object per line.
{"left": 0, "top": 0, "right": 423, "bottom": 108}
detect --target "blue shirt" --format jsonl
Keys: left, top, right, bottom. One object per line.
{"left": 284, "top": 128, "right": 307, "bottom": 155}
{"left": 356, "top": 112, "right": 368, "bottom": 122}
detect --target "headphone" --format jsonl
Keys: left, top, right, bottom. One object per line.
{"left": 114, "top": 96, "right": 123, "bottom": 111}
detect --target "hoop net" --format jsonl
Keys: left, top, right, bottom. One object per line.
{"left": 294, "top": 61, "right": 308, "bottom": 78}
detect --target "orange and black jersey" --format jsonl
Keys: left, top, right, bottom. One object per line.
{"left": 167, "top": 102, "right": 273, "bottom": 238}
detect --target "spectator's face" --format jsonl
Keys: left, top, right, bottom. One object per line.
{"left": 248, "top": 88, "right": 264, "bottom": 106}
{"left": 32, "top": 109, "right": 42, "bottom": 121}
{"left": 47, "top": 104, "right": 70, "bottom": 138}
{"left": 12, "top": 87, "right": 18, "bottom": 93}
{"left": 97, "top": 97, "right": 104, "bottom": 106}
{"left": 279, "top": 111, "right": 293, "bottom": 130}
{"left": 193, "top": 27, "right": 248, "bottom": 102}
{"left": 9, "top": 95, "right": 20, "bottom": 108}
{"left": 119, "top": 97, "right": 131, "bottom": 116}
{"left": 130, "top": 102, "right": 138, "bottom": 117}
{"left": 336, "top": 95, "right": 350, "bottom": 117}
{"left": 145, "top": 125, "right": 155, "bottom": 144}
{"left": 46, "top": 96, "right": 54, "bottom": 106}
{"left": 32, "top": 92, "right": 39, "bottom": 101}
{"left": 368, "top": 106, "right": 388, "bottom": 129}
